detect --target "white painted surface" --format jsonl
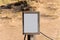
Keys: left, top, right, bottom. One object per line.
{"left": 24, "top": 13, "right": 39, "bottom": 34}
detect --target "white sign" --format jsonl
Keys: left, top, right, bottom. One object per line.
{"left": 23, "top": 12, "right": 40, "bottom": 34}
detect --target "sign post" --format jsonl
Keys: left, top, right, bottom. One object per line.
{"left": 27, "top": 35, "right": 34, "bottom": 40}
{"left": 22, "top": 11, "right": 40, "bottom": 40}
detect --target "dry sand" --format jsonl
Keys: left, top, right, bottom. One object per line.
{"left": 0, "top": 0, "right": 60, "bottom": 40}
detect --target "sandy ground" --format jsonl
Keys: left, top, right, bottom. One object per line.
{"left": 0, "top": 9, "right": 60, "bottom": 40}
{"left": 0, "top": 0, "right": 60, "bottom": 40}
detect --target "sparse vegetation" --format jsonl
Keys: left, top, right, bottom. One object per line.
{"left": 0, "top": 0, "right": 60, "bottom": 40}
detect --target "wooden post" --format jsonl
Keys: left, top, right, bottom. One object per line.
{"left": 27, "top": 35, "right": 34, "bottom": 40}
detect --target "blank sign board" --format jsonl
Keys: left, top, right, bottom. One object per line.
{"left": 23, "top": 12, "right": 40, "bottom": 34}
